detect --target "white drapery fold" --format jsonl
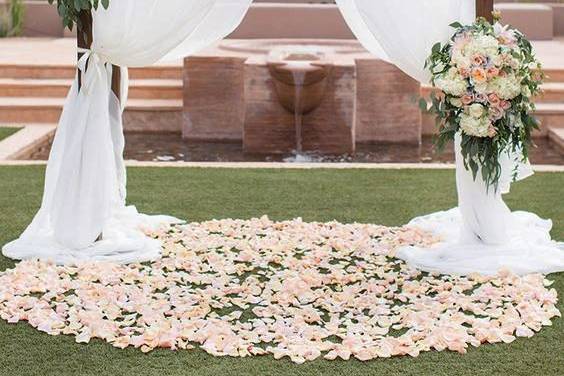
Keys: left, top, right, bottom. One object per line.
{"left": 3, "top": 0, "right": 252, "bottom": 264}
{"left": 396, "top": 134, "right": 564, "bottom": 276}
{"left": 336, "top": 0, "right": 564, "bottom": 275}
{"left": 336, "top": 0, "right": 476, "bottom": 83}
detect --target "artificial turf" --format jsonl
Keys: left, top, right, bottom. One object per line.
{"left": 0, "top": 166, "right": 562, "bottom": 376}
{"left": 0, "top": 127, "right": 21, "bottom": 142}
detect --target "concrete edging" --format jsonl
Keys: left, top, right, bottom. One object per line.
{"left": 0, "top": 159, "right": 563, "bottom": 172}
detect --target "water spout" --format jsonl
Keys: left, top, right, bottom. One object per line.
{"left": 292, "top": 69, "right": 305, "bottom": 153}
{"left": 267, "top": 47, "right": 332, "bottom": 155}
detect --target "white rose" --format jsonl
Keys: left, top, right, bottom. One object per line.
{"left": 468, "top": 103, "right": 485, "bottom": 118}
{"left": 521, "top": 85, "right": 532, "bottom": 98}
{"left": 450, "top": 97, "right": 463, "bottom": 107}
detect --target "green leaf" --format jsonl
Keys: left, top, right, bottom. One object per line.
{"left": 49, "top": 0, "right": 112, "bottom": 30}
{"left": 449, "top": 21, "right": 463, "bottom": 29}
{"left": 418, "top": 98, "right": 429, "bottom": 112}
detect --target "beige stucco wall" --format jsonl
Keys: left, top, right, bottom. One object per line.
{"left": 228, "top": 4, "right": 354, "bottom": 39}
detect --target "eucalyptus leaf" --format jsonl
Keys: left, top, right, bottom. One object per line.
{"left": 51, "top": 0, "right": 111, "bottom": 31}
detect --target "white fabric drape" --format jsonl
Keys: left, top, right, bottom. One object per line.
{"left": 337, "top": 0, "right": 564, "bottom": 275}
{"left": 336, "top": 0, "right": 475, "bottom": 83}
{"left": 397, "top": 134, "right": 564, "bottom": 276}
{"left": 3, "top": 0, "right": 252, "bottom": 264}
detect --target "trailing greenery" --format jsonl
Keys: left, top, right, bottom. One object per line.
{"left": 425, "top": 16, "right": 543, "bottom": 190}
{"left": 0, "top": 0, "right": 24, "bottom": 37}
{"left": 0, "top": 166, "right": 562, "bottom": 375}
{"left": 47, "top": 0, "right": 110, "bottom": 32}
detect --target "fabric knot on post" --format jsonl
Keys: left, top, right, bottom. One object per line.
{"left": 77, "top": 47, "right": 112, "bottom": 95}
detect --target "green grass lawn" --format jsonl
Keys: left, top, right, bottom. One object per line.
{"left": 0, "top": 127, "right": 21, "bottom": 142}
{"left": 0, "top": 166, "right": 562, "bottom": 376}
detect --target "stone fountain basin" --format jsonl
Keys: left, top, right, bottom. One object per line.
{"left": 266, "top": 48, "right": 333, "bottom": 115}
{"left": 184, "top": 39, "right": 423, "bottom": 154}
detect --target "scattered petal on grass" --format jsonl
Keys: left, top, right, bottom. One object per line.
{"left": 0, "top": 217, "right": 560, "bottom": 363}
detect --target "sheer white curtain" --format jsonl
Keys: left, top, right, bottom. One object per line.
{"left": 337, "top": 0, "right": 564, "bottom": 275}
{"left": 336, "top": 0, "right": 475, "bottom": 83}
{"left": 2, "top": 0, "right": 252, "bottom": 264}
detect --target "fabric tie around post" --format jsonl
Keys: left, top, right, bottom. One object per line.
{"left": 77, "top": 47, "right": 106, "bottom": 95}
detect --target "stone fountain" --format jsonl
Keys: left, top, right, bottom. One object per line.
{"left": 183, "top": 39, "right": 422, "bottom": 155}
{"left": 267, "top": 47, "right": 332, "bottom": 155}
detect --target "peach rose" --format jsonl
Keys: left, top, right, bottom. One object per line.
{"left": 488, "top": 93, "right": 501, "bottom": 107}
{"left": 486, "top": 67, "right": 500, "bottom": 79}
{"left": 459, "top": 67, "right": 471, "bottom": 78}
{"left": 471, "top": 67, "right": 487, "bottom": 84}
{"left": 472, "top": 54, "right": 486, "bottom": 66}
{"left": 461, "top": 93, "right": 474, "bottom": 105}
{"left": 489, "top": 106, "right": 504, "bottom": 121}
{"left": 500, "top": 100, "right": 511, "bottom": 110}
{"left": 488, "top": 125, "right": 498, "bottom": 138}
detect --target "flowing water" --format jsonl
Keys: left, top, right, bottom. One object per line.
{"left": 292, "top": 68, "right": 305, "bottom": 156}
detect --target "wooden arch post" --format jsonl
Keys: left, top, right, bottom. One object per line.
{"left": 476, "top": 0, "right": 494, "bottom": 22}
{"left": 77, "top": 10, "right": 121, "bottom": 100}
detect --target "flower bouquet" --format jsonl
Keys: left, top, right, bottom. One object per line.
{"left": 425, "top": 14, "right": 543, "bottom": 189}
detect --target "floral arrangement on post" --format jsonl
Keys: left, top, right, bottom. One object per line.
{"left": 425, "top": 13, "right": 543, "bottom": 189}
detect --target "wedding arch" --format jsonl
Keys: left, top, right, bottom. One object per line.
{"left": 3, "top": 0, "right": 564, "bottom": 276}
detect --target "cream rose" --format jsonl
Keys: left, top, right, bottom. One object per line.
{"left": 489, "top": 106, "right": 505, "bottom": 121}
{"left": 469, "top": 103, "right": 485, "bottom": 118}
{"left": 461, "top": 93, "right": 474, "bottom": 105}
{"left": 450, "top": 97, "right": 463, "bottom": 107}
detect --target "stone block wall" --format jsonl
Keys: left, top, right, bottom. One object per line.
{"left": 183, "top": 57, "right": 246, "bottom": 141}
{"left": 355, "top": 59, "right": 421, "bottom": 144}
